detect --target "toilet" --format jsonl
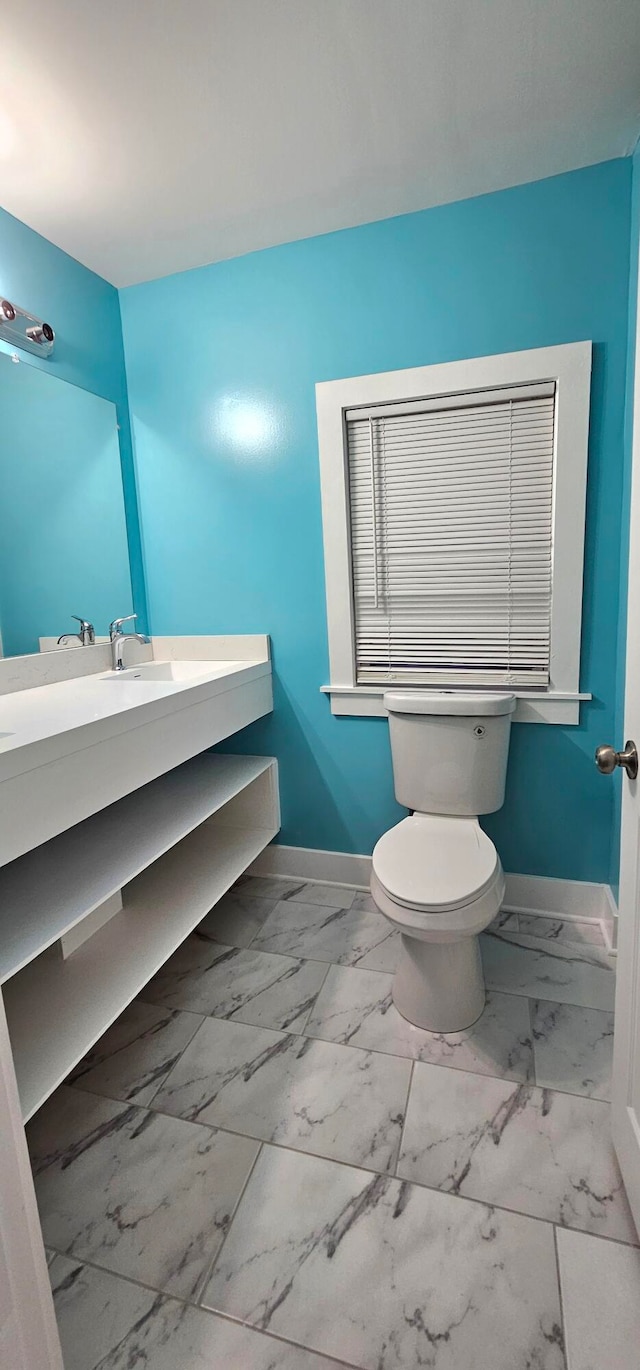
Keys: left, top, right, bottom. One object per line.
{"left": 371, "top": 689, "right": 516, "bottom": 1033}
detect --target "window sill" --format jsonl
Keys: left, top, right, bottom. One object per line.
{"left": 320, "top": 685, "right": 592, "bottom": 725}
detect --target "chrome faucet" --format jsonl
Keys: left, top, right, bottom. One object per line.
{"left": 109, "top": 614, "right": 150, "bottom": 671}
{"left": 57, "top": 616, "right": 95, "bottom": 647}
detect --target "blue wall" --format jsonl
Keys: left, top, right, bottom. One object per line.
{"left": 0, "top": 205, "right": 147, "bottom": 635}
{"left": 118, "top": 160, "right": 631, "bottom": 881}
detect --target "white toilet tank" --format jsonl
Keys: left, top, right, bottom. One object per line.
{"left": 384, "top": 690, "right": 516, "bottom": 816}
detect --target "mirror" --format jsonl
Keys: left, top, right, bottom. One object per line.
{"left": 0, "top": 350, "right": 133, "bottom": 657}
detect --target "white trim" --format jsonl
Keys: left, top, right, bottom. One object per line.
{"left": 249, "top": 842, "right": 611, "bottom": 928}
{"left": 316, "top": 343, "right": 592, "bottom": 723}
{"left": 320, "top": 684, "right": 592, "bottom": 725}
{"left": 601, "top": 884, "right": 619, "bottom": 954}
{"left": 249, "top": 843, "right": 373, "bottom": 888}
{"left": 0, "top": 995, "right": 64, "bottom": 1368}
{"left": 611, "top": 167, "right": 640, "bottom": 1236}
{"left": 500, "top": 871, "right": 609, "bottom": 922}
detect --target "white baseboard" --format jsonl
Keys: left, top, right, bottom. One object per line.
{"left": 501, "top": 872, "right": 608, "bottom": 923}
{"left": 249, "top": 843, "right": 614, "bottom": 930}
{"left": 601, "top": 884, "right": 618, "bottom": 954}
{"left": 249, "top": 844, "right": 372, "bottom": 889}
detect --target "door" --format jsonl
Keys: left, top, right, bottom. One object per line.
{"left": 606, "top": 228, "right": 640, "bottom": 1231}
{"left": 0, "top": 993, "right": 63, "bottom": 1369}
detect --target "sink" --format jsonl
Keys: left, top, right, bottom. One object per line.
{"left": 101, "top": 660, "right": 222, "bottom": 683}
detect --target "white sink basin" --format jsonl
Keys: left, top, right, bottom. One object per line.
{"left": 101, "top": 660, "right": 225, "bottom": 683}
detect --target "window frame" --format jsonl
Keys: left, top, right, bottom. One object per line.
{"left": 316, "top": 342, "right": 593, "bottom": 725}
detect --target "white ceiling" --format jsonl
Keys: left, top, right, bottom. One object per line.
{"left": 2, "top": 0, "right": 640, "bottom": 288}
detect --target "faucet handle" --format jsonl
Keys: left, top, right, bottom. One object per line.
{"left": 109, "top": 614, "right": 137, "bottom": 639}
{"left": 71, "top": 616, "right": 95, "bottom": 644}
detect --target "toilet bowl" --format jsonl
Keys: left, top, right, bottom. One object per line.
{"left": 371, "top": 690, "right": 515, "bottom": 1033}
{"left": 372, "top": 813, "right": 504, "bottom": 1031}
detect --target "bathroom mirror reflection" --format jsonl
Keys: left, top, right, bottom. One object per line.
{"left": 0, "top": 349, "right": 133, "bottom": 657}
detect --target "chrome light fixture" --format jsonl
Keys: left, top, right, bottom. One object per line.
{"left": 0, "top": 299, "right": 55, "bottom": 357}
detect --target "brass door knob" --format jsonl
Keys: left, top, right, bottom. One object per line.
{"left": 595, "top": 741, "right": 638, "bottom": 780}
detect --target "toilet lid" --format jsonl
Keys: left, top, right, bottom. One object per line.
{"left": 372, "top": 814, "right": 499, "bottom": 912}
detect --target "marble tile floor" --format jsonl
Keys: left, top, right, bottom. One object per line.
{"left": 28, "top": 875, "right": 640, "bottom": 1369}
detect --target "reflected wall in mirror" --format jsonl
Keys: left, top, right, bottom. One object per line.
{"left": 0, "top": 350, "right": 133, "bottom": 657}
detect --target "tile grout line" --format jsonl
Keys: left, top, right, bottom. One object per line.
{"left": 45, "top": 1087, "right": 640, "bottom": 1251}
{"left": 47, "top": 1243, "right": 364, "bottom": 1370}
{"left": 482, "top": 928, "right": 613, "bottom": 969}
{"left": 552, "top": 1224, "right": 569, "bottom": 1365}
{"left": 46, "top": 1185, "right": 635, "bottom": 1325}
{"left": 47, "top": 1244, "right": 188, "bottom": 1303}
{"left": 501, "top": 908, "right": 607, "bottom": 947}
{"left": 175, "top": 928, "right": 399, "bottom": 974}
{"left": 143, "top": 1013, "right": 222, "bottom": 1113}
{"left": 48, "top": 1251, "right": 196, "bottom": 1370}
{"left": 527, "top": 994, "right": 538, "bottom": 1089}
{"left": 296, "top": 960, "right": 332, "bottom": 1035}
{"left": 39, "top": 1064, "right": 628, "bottom": 1267}
{"left": 481, "top": 983, "right": 614, "bottom": 1011}
{"left": 201, "top": 1305, "right": 367, "bottom": 1370}
{"left": 70, "top": 1016, "right": 535, "bottom": 1105}
{"left": 158, "top": 997, "right": 611, "bottom": 1100}
{"left": 395, "top": 1058, "right": 415, "bottom": 1172}
{"left": 141, "top": 1011, "right": 214, "bottom": 1112}
{"left": 65, "top": 1080, "right": 412, "bottom": 1186}
{"left": 67, "top": 1028, "right": 613, "bottom": 1108}
{"left": 68, "top": 1007, "right": 206, "bottom": 1094}
{"left": 237, "top": 881, "right": 607, "bottom": 943}
{"left": 140, "top": 973, "right": 614, "bottom": 1034}
{"left": 48, "top": 1243, "right": 220, "bottom": 1315}
{"left": 523, "top": 993, "right": 614, "bottom": 1103}
{"left": 156, "top": 919, "right": 610, "bottom": 1002}
{"left": 193, "top": 1138, "right": 265, "bottom": 1306}
{"left": 212, "top": 924, "right": 612, "bottom": 981}
{"left": 296, "top": 1011, "right": 538, "bottom": 1080}
{"left": 70, "top": 983, "right": 613, "bottom": 1117}
{"left": 239, "top": 882, "right": 361, "bottom": 906}
{"left": 43, "top": 1171, "right": 640, "bottom": 1357}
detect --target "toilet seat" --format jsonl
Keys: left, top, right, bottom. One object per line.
{"left": 371, "top": 813, "right": 504, "bottom": 942}
{"left": 372, "top": 813, "right": 499, "bottom": 912}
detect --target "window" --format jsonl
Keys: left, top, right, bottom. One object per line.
{"left": 316, "top": 344, "right": 592, "bottom": 724}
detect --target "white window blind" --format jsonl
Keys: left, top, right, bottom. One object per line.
{"left": 346, "top": 383, "right": 556, "bottom": 688}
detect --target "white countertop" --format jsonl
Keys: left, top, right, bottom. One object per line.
{"left": 0, "top": 658, "right": 271, "bottom": 782}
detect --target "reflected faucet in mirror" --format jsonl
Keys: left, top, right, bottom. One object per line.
{"left": 57, "top": 616, "right": 96, "bottom": 647}
{"left": 109, "top": 614, "right": 150, "bottom": 671}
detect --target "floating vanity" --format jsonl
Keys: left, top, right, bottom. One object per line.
{"left": 0, "top": 635, "right": 275, "bottom": 865}
{"left": 0, "top": 635, "right": 279, "bottom": 1118}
